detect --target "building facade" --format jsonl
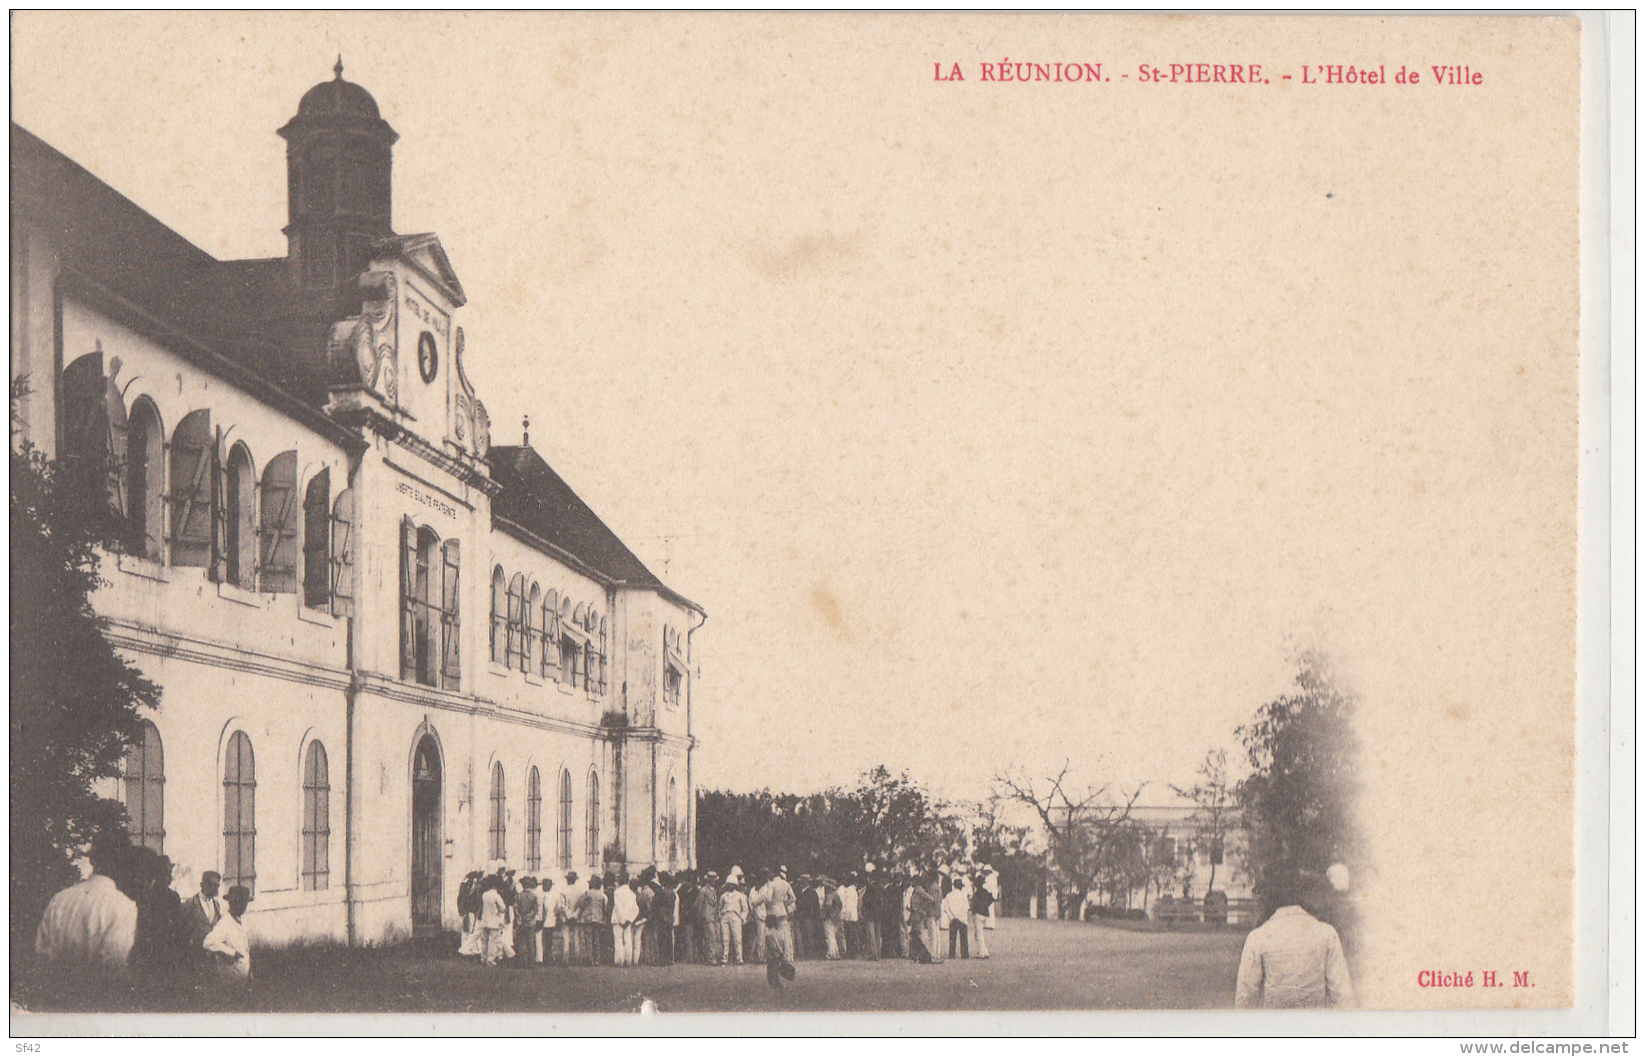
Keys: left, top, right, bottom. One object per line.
{"left": 11, "top": 68, "right": 704, "bottom": 947}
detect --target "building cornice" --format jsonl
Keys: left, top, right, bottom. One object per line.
{"left": 333, "top": 405, "right": 501, "bottom": 496}
{"left": 103, "top": 617, "right": 351, "bottom": 691}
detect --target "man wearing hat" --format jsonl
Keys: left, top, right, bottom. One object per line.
{"left": 202, "top": 885, "right": 254, "bottom": 981}
{"left": 515, "top": 877, "right": 543, "bottom": 966}
{"left": 182, "top": 870, "right": 225, "bottom": 959}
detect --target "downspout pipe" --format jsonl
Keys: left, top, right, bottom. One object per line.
{"left": 342, "top": 446, "right": 363, "bottom": 948}
{"left": 683, "top": 608, "right": 707, "bottom": 867}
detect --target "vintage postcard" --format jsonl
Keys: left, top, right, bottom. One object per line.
{"left": 8, "top": 11, "right": 1625, "bottom": 1036}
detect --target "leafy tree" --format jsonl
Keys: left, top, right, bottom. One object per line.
{"left": 695, "top": 766, "right": 969, "bottom": 878}
{"left": 1236, "top": 648, "right": 1360, "bottom": 908}
{"left": 10, "top": 379, "right": 161, "bottom": 961}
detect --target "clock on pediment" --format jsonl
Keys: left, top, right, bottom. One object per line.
{"left": 417, "top": 331, "right": 438, "bottom": 384}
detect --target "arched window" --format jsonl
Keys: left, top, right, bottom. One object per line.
{"left": 667, "top": 775, "right": 678, "bottom": 865}
{"left": 223, "top": 731, "right": 256, "bottom": 895}
{"left": 558, "top": 769, "right": 574, "bottom": 869}
{"left": 169, "top": 410, "right": 214, "bottom": 568}
{"left": 258, "top": 450, "right": 298, "bottom": 593}
{"left": 488, "top": 761, "right": 506, "bottom": 861}
{"left": 121, "top": 721, "right": 164, "bottom": 852}
{"left": 507, "top": 574, "right": 526, "bottom": 670}
{"left": 490, "top": 566, "right": 508, "bottom": 665}
{"left": 302, "top": 741, "right": 330, "bottom": 891}
{"left": 586, "top": 771, "right": 601, "bottom": 867}
{"left": 222, "top": 443, "right": 256, "bottom": 587}
{"left": 124, "top": 398, "right": 165, "bottom": 561}
{"left": 302, "top": 469, "right": 331, "bottom": 608}
{"left": 526, "top": 766, "right": 542, "bottom": 871}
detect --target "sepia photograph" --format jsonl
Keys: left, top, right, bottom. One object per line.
{"left": 8, "top": 11, "right": 1624, "bottom": 1035}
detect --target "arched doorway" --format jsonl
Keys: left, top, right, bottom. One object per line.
{"left": 410, "top": 734, "right": 442, "bottom": 932}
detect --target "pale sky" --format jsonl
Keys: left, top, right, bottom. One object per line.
{"left": 11, "top": 11, "right": 1576, "bottom": 829}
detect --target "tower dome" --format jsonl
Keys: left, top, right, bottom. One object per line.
{"left": 297, "top": 66, "right": 383, "bottom": 120}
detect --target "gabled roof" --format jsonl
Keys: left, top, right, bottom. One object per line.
{"left": 10, "top": 123, "right": 359, "bottom": 444}
{"left": 12, "top": 123, "right": 222, "bottom": 337}
{"left": 489, "top": 444, "right": 702, "bottom": 615}
{"left": 375, "top": 233, "right": 465, "bottom": 305}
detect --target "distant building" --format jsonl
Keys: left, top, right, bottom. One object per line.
{"left": 11, "top": 66, "right": 704, "bottom": 947}
{"left": 1037, "top": 794, "right": 1253, "bottom": 921}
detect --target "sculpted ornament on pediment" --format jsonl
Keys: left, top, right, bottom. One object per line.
{"left": 326, "top": 270, "right": 399, "bottom": 402}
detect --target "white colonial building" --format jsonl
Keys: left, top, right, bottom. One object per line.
{"left": 10, "top": 66, "right": 704, "bottom": 947}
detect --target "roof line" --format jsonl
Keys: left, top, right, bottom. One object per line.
{"left": 56, "top": 267, "right": 365, "bottom": 453}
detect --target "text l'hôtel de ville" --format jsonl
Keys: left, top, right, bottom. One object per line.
{"left": 934, "top": 60, "right": 1484, "bottom": 87}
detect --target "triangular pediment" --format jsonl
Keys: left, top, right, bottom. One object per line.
{"left": 372, "top": 233, "right": 466, "bottom": 306}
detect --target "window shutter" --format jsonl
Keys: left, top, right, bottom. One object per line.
{"left": 168, "top": 410, "right": 214, "bottom": 567}
{"left": 400, "top": 516, "right": 417, "bottom": 680}
{"left": 104, "top": 376, "right": 128, "bottom": 523}
{"left": 507, "top": 576, "right": 524, "bottom": 670}
{"left": 303, "top": 469, "right": 331, "bottom": 608}
{"left": 490, "top": 569, "right": 507, "bottom": 665}
{"left": 545, "top": 591, "right": 561, "bottom": 681}
{"left": 258, "top": 451, "right": 299, "bottom": 593}
{"left": 208, "top": 427, "right": 226, "bottom": 583}
{"left": 329, "top": 487, "right": 354, "bottom": 617}
{"left": 600, "top": 623, "right": 609, "bottom": 695}
{"left": 441, "top": 540, "right": 462, "bottom": 690}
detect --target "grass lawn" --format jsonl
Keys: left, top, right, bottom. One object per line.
{"left": 12, "top": 919, "right": 1249, "bottom": 1014}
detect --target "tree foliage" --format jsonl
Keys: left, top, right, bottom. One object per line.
{"left": 695, "top": 766, "right": 967, "bottom": 878}
{"left": 11, "top": 380, "right": 162, "bottom": 961}
{"left": 1172, "top": 747, "right": 1240, "bottom": 894}
{"left": 1236, "top": 648, "right": 1360, "bottom": 906}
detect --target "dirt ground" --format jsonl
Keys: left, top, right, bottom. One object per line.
{"left": 12, "top": 918, "right": 1249, "bottom": 1015}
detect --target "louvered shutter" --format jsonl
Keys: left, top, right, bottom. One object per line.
{"left": 329, "top": 487, "right": 354, "bottom": 617}
{"left": 441, "top": 540, "right": 461, "bottom": 690}
{"left": 258, "top": 451, "right": 298, "bottom": 593}
{"left": 103, "top": 376, "right": 128, "bottom": 523}
{"left": 303, "top": 469, "right": 331, "bottom": 608}
{"left": 400, "top": 516, "right": 417, "bottom": 681}
{"left": 599, "top": 622, "right": 609, "bottom": 696}
{"left": 543, "top": 590, "right": 560, "bottom": 680}
{"left": 168, "top": 410, "right": 214, "bottom": 568}
{"left": 507, "top": 576, "right": 524, "bottom": 670}
{"left": 59, "top": 353, "right": 109, "bottom": 522}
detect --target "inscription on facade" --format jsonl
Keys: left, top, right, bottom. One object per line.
{"left": 397, "top": 479, "right": 459, "bottom": 519}
{"left": 404, "top": 288, "right": 449, "bottom": 340}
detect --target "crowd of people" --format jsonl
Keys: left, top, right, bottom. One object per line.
{"left": 29, "top": 829, "right": 1004, "bottom": 1002}
{"left": 32, "top": 832, "right": 254, "bottom": 995}
{"left": 453, "top": 859, "right": 1002, "bottom": 988}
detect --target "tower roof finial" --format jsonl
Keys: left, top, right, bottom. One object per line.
{"left": 523, "top": 415, "right": 531, "bottom": 447}
{"left": 334, "top": 54, "right": 344, "bottom": 80}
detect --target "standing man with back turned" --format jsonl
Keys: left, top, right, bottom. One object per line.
{"left": 1234, "top": 869, "right": 1355, "bottom": 1009}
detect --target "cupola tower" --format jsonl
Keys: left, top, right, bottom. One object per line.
{"left": 278, "top": 59, "right": 399, "bottom": 291}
